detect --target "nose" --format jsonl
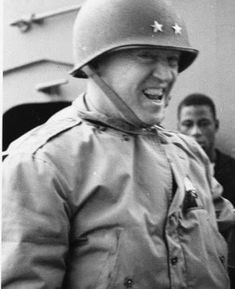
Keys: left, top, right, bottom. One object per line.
{"left": 190, "top": 125, "right": 202, "bottom": 137}
{"left": 152, "top": 61, "right": 176, "bottom": 82}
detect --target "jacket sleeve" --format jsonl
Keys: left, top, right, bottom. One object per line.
{"left": 2, "top": 153, "right": 71, "bottom": 289}
{"left": 210, "top": 166, "right": 235, "bottom": 267}
{"left": 211, "top": 174, "right": 234, "bottom": 230}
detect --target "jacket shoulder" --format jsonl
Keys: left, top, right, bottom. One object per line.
{"left": 216, "top": 149, "right": 235, "bottom": 165}
{"left": 3, "top": 107, "right": 82, "bottom": 158}
{"left": 161, "top": 128, "right": 199, "bottom": 148}
{"left": 161, "top": 128, "right": 209, "bottom": 161}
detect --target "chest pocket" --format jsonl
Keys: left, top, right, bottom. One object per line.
{"left": 178, "top": 177, "right": 229, "bottom": 284}
{"left": 182, "top": 177, "right": 204, "bottom": 214}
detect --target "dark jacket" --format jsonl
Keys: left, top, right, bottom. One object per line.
{"left": 214, "top": 149, "right": 235, "bottom": 287}
{"left": 215, "top": 149, "right": 235, "bottom": 206}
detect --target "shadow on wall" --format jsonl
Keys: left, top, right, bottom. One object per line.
{"left": 2, "top": 101, "right": 71, "bottom": 151}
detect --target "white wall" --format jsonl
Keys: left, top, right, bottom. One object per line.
{"left": 4, "top": 0, "right": 85, "bottom": 70}
{"left": 3, "top": 0, "right": 86, "bottom": 113}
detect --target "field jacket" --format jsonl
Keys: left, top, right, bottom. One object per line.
{"left": 2, "top": 94, "right": 234, "bottom": 289}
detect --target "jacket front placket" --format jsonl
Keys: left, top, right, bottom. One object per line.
{"left": 161, "top": 140, "right": 190, "bottom": 289}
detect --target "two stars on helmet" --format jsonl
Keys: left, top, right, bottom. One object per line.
{"left": 151, "top": 20, "right": 182, "bottom": 34}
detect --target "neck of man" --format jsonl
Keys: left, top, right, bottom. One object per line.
{"left": 207, "top": 147, "right": 216, "bottom": 163}
{"left": 85, "top": 80, "right": 122, "bottom": 119}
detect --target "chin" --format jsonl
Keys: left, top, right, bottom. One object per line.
{"left": 153, "top": 113, "right": 165, "bottom": 125}
{"left": 145, "top": 116, "right": 163, "bottom": 126}
{"left": 137, "top": 108, "right": 165, "bottom": 126}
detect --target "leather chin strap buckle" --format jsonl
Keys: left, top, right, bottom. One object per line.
{"left": 82, "top": 65, "right": 147, "bottom": 128}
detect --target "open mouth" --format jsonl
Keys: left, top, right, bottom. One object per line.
{"left": 143, "top": 88, "right": 165, "bottom": 102}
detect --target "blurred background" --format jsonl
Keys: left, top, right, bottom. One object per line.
{"left": 2, "top": 0, "right": 235, "bottom": 156}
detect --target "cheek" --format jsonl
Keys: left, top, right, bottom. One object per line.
{"left": 179, "top": 126, "right": 190, "bottom": 134}
{"left": 202, "top": 130, "right": 214, "bottom": 143}
{"left": 207, "top": 131, "right": 216, "bottom": 141}
{"left": 111, "top": 65, "right": 139, "bottom": 87}
{"left": 187, "top": 129, "right": 194, "bottom": 135}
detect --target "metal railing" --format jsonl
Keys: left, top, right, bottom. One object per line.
{"left": 9, "top": 5, "right": 81, "bottom": 32}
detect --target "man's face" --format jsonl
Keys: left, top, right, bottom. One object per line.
{"left": 97, "top": 48, "right": 180, "bottom": 125}
{"left": 178, "top": 105, "right": 218, "bottom": 156}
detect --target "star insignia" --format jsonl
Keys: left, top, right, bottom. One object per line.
{"left": 151, "top": 20, "right": 163, "bottom": 33}
{"left": 172, "top": 23, "right": 182, "bottom": 34}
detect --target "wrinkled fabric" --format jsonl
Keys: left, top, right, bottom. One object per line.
{"left": 2, "top": 95, "right": 234, "bottom": 289}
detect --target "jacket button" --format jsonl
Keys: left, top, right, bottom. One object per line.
{"left": 122, "top": 135, "right": 130, "bottom": 141}
{"left": 169, "top": 213, "right": 176, "bottom": 221}
{"left": 124, "top": 277, "right": 134, "bottom": 288}
{"left": 99, "top": 126, "right": 107, "bottom": 131}
{"left": 171, "top": 256, "right": 178, "bottom": 265}
{"left": 219, "top": 255, "right": 225, "bottom": 264}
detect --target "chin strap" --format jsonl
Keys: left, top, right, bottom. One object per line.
{"left": 82, "top": 65, "right": 147, "bottom": 128}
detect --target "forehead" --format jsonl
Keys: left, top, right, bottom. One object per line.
{"left": 180, "top": 105, "right": 214, "bottom": 120}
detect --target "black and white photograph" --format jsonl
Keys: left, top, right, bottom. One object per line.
{"left": 2, "top": 0, "right": 235, "bottom": 288}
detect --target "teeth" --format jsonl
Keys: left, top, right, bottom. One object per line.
{"left": 145, "top": 88, "right": 163, "bottom": 95}
{"left": 143, "top": 88, "right": 164, "bottom": 100}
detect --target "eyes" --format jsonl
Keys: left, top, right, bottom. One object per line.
{"left": 168, "top": 56, "right": 180, "bottom": 68}
{"left": 181, "top": 120, "right": 212, "bottom": 129}
{"left": 180, "top": 121, "right": 194, "bottom": 129}
{"left": 135, "top": 50, "right": 180, "bottom": 69}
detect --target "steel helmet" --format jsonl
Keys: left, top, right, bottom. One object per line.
{"left": 71, "top": 0, "right": 198, "bottom": 78}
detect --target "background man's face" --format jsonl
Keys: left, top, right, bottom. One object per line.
{"left": 178, "top": 105, "right": 218, "bottom": 156}
{"left": 97, "top": 48, "right": 180, "bottom": 125}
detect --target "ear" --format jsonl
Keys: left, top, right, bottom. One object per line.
{"left": 90, "top": 60, "right": 101, "bottom": 76}
{"left": 165, "top": 94, "right": 172, "bottom": 107}
{"left": 215, "top": 119, "right": 219, "bottom": 130}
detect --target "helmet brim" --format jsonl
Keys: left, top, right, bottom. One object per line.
{"left": 70, "top": 45, "right": 199, "bottom": 78}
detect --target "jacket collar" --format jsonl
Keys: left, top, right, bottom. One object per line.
{"left": 73, "top": 94, "right": 168, "bottom": 139}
